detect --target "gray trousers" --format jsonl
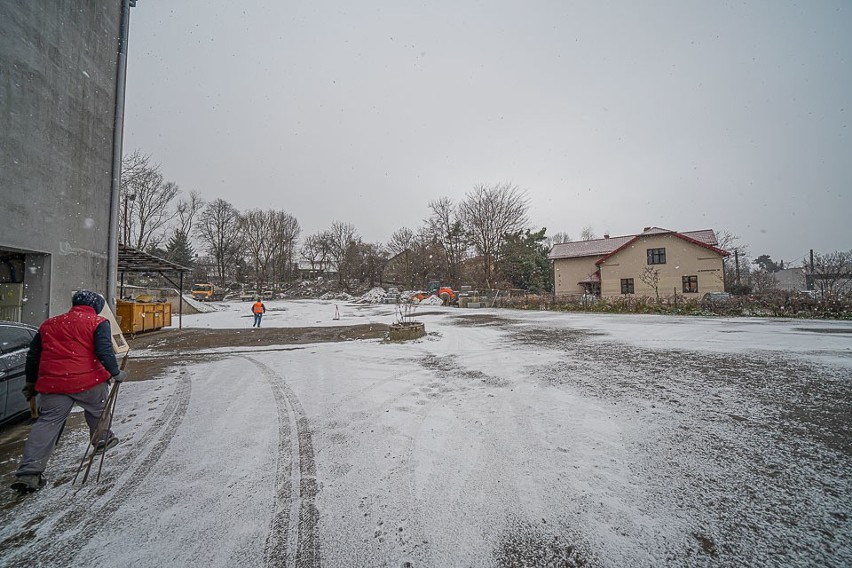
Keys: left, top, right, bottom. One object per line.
{"left": 16, "top": 382, "right": 114, "bottom": 476}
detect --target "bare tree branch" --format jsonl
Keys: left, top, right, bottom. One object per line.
{"left": 459, "top": 182, "right": 529, "bottom": 288}
{"left": 196, "top": 198, "right": 242, "bottom": 284}
{"left": 425, "top": 197, "right": 469, "bottom": 285}
{"left": 121, "top": 150, "right": 179, "bottom": 250}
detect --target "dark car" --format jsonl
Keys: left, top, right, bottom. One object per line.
{"left": 701, "top": 292, "right": 733, "bottom": 308}
{"left": 0, "top": 321, "right": 37, "bottom": 427}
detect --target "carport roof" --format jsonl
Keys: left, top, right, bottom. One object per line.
{"left": 118, "top": 244, "right": 191, "bottom": 273}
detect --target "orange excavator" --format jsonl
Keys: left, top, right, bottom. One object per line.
{"left": 414, "top": 281, "right": 456, "bottom": 306}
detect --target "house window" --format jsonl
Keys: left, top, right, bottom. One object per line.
{"left": 647, "top": 248, "right": 666, "bottom": 265}
{"left": 621, "top": 278, "right": 634, "bottom": 294}
{"left": 682, "top": 275, "right": 698, "bottom": 293}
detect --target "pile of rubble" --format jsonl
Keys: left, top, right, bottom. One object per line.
{"left": 320, "top": 291, "right": 356, "bottom": 301}
{"left": 355, "top": 287, "right": 388, "bottom": 304}
{"left": 355, "top": 286, "right": 447, "bottom": 305}
{"left": 280, "top": 278, "right": 368, "bottom": 299}
{"left": 276, "top": 280, "right": 452, "bottom": 306}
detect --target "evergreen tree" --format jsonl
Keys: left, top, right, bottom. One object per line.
{"left": 498, "top": 227, "right": 553, "bottom": 293}
{"left": 166, "top": 229, "right": 195, "bottom": 268}
{"left": 753, "top": 254, "right": 780, "bottom": 273}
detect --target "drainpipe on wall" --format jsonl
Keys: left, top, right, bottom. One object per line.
{"left": 107, "top": 0, "right": 132, "bottom": 309}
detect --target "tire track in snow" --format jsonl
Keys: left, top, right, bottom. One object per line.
{"left": 3, "top": 367, "right": 193, "bottom": 567}
{"left": 246, "top": 356, "right": 320, "bottom": 568}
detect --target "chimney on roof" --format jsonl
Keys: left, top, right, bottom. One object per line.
{"left": 643, "top": 226, "right": 651, "bottom": 232}
{"left": 604, "top": 233, "right": 610, "bottom": 239}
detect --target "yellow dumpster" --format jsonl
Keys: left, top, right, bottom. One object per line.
{"left": 116, "top": 300, "right": 171, "bottom": 335}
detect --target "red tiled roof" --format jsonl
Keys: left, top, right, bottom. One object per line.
{"left": 549, "top": 227, "right": 722, "bottom": 260}
{"left": 593, "top": 228, "right": 728, "bottom": 266}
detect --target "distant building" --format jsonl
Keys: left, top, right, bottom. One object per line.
{"left": 773, "top": 267, "right": 807, "bottom": 292}
{"left": 296, "top": 260, "right": 337, "bottom": 280}
{"left": 0, "top": 3, "right": 131, "bottom": 323}
{"left": 549, "top": 227, "right": 729, "bottom": 299}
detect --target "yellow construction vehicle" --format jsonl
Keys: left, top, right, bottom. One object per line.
{"left": 190, "top": 283, "right": 222, "bottom": 301}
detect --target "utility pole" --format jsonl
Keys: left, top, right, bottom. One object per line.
{"left": 808, "top": 249, "right": 815, "bottom": 291}
{"left": 122, "top": 193, "right": 136, "bottom": 245}
{"left": 735, "top": 249, "right": 741, "bottom": 288}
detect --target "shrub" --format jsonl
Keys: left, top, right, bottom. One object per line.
{"left": 495, "top": 291, "right": 851, "bottom": 319}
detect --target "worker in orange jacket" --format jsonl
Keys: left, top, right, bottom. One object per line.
{"left": 251, "top": 299, "right": 266, "bottom": 327}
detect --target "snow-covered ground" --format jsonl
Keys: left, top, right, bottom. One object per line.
{"left": 176, "top": 297, "right": 399, "bottom": 329}
{"left": 1, "top": 300, "right": 850, "bottom": 567}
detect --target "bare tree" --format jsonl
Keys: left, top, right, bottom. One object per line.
{"left": 162, "top": 190, "right": 206, "bottom": 269}
{"left": 549, "top": 232, "right": 573, "bottom": 244}
{"left": 119, "top": 149, "right": 151, "bottom": 245}
{"left": 326, "top": 221, "right": 360, "bottom": 286}
{"left": 751, "top": 269, "right": 778, "bottom": 294}
{"left": 580, "top": 226, "right": 597, "bottom": 241}
{"left": 300, "top": 232, "right": 332, "bottom": 275}
{"left": 121, "top": 150, "right": 179, "bottom": 250}
{"left": 806, "top": 250, "right": 852, "bottom": 298}
{"left": 416, "top": 225, "right": 448, "bottom": 285}
{"left": 717, "top": 229, "right": 750, "bottom": 293}
{"left": 639, "top": 266, "right": 661, "bottom": 302}
{"left": 239, "top": 209, "right": 277, "bottom": 290}
{"left": 387, "top": 227, "right": 417, "bottom": 256}
{"left": 175, "top": 190, "right": 205, "bottom": 237}
{"left": 425, "top": 197, "right": 469, "bottom": 285}
{"left": 386, "top": 227, "right": 422, "bottom": 289}
{"left": 196, "top": 198, "right": 242, "bottom": 284}
{"left": 459, "top": 183, "right": 529, "bottom": 288}
{"left": 348, "top": 241, "right": 388, "bottom": 287}
{"left": 269, "top": 210, "right": 300, "bottom": 284}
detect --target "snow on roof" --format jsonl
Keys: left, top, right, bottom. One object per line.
{"left": 678, "top": 229, "right": 719, "bottom": 246}
{"left": 549, "top": 228, "right": 720, "bottom": 260}
{"left": 548, "top": 235, "right": 634, "bottom": 259}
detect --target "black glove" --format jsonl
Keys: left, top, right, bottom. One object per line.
{"left": 112, "top": 370, "right": 128, "bottom": 383}
{"left": 22, "top": 382, "right": 37, "bottom": 401}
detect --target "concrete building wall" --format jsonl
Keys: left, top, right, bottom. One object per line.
{"left": 0, "top": 2, "right": 121, "bottom": 324}
{"left": 774, "top": 268, "right": 806, "bottom": 291}
{"left": 598, "top": 234, "right": 725, "bottom": 298}
{"left": 553, "top": 257, "right": 602, "bottom": 297}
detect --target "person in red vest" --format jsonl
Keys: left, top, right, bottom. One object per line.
{"left": 251, "top": 298, "right": 266, "bottom": 327}
{"left": 11, "top": 291, "right": 127, "bottom": 492}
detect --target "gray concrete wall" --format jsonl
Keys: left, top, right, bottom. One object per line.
{"left": 0, "top": 2, "right": 121, "bottom": 322}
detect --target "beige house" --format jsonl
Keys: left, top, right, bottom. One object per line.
{"left": 549, "top": 227, "right": 729, "bottom": 299}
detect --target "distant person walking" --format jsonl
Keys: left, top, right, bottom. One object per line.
{"left": 252, "top": 299, "right": 266, "bottom": 327}
{"left": 11, "top": 291, "right": 127, "bottom": 492}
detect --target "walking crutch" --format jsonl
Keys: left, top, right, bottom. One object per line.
{"left": 73, "top": 353, "right": 128, "bottom": 485}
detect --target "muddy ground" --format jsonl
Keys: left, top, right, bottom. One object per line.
{"left": 124, "top": 323, "right": 390, "bottom": 381}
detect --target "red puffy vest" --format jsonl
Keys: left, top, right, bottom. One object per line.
{"left": 36, "top": 305, "right": 111, "bottom": 394}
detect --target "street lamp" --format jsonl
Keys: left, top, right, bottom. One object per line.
{"left": 123, "top": 193, "right": 136, "bottom": 245}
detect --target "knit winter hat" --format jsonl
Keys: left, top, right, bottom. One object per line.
{"left": 72, "top": 290, "right": 106, "bottom": 314}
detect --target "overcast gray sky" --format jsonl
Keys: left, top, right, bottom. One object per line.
{"left": 123, "top": 1, "right": 851, "bottom": 265}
